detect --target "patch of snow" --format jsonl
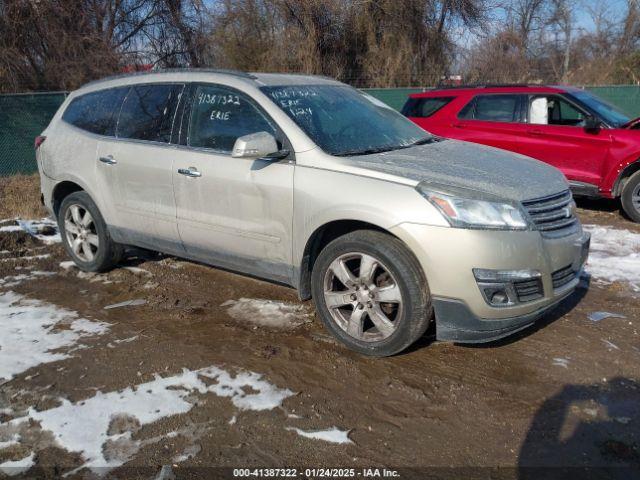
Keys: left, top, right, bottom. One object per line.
{"left": 552, "top": 358, "right": 570, "bottom": 368}
{"left": 221, "top": 298, "right": 312, "bottom": 329}
{"left": 154, "top": 465, "right": 176, "bottom": 480}
{"left": 113, "top": 336, "right": 139, "bottom": 344}
{"left": 0, "top": 254, "right": 50, "bottom": 263}
{"left": 172, "top": 444, "right": 200, "bottom": 463}
{"left": 228, "top": 415, "right": 237, "bottom": 425}
{"left": 0, "top": 226, "right": 22, "bottom": 233}
{"left": 602, "top": 339, "right": 620, "bottom": 350}
{"left": 285, "top": 427, "right": 352, "bottom": 444}
{"left": 0, "top": 271, "right": 56, "bottom": 288}
{"left": 122, "top": 267, "right": 152, "bottom": 276}
{"left": 16, "top": 218, "right": 61, "bottom": 245}
{"left": 0, "top": 452, "right": 35, "bottom": 476}
{"left": 0, "top": 433, "right": 20, "bottom": 449}
{"left": 583, "top": 224, "right": 640, "bottom": 291}
{"left": 2, "top": 366, "right": 293, "bottom": 473}
{"left": 199, "top": 366, "right": 295, "bottom": 411}
{"left": 0, "top": 291, "right": 109, "bottom": 381}
{"left": 75, "top": 271, "right": 114, "bottom": 284}
{"left": 59, "top": 261, "right": 76, "bottom": 270}
{"left": 588, "top": 311, "right": 626, "bottom": 322}
{"left": 104, "top": 299, "right": 147, "bottom": 310}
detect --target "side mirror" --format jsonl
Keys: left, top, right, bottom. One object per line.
{"left": 231, "top": 132, "right": 288, "bottom": 160}
{"left": 584, "top": 115, "right": 601, "bottom": 132}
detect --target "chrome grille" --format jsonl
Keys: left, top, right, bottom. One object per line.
{"left": 552, "top": 265, "right": 577, "bottom": 290}
{"left": 522, "top": 190, "right": 577, "bottom": 237}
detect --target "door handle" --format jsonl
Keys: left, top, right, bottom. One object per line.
{"left": 177, "top": 167, "right": 202, "bottom": 178}
{"left": 527, "top": 129, "right": 545, "bottom": 136}
{"left": 99, "top": 155, "right": 117, "bottom": 165}
{"left": 452, "top": 122, "right": 465, "bottom": 128}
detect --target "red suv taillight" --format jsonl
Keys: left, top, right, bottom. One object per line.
{"left": 34, "top": 135, "right": 46, "bottom": 150}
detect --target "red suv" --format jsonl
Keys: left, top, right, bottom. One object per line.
{"left": 402, "top": 85, "right": 640, "bottom": 221}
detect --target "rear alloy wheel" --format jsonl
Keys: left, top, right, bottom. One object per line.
{"left": 621, "top": 170, "right": 640, "bottom": 223}
{"left": 311, "top": 230, "right": 432, "bottom": 356}
{"left": 64, "top": 204, "right": 99, "bottom": 262}
{"left": 58, "top": 191, "right": 123, "bottom": 272}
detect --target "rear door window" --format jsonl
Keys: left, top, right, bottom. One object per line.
{"left": 62, "top": 88, "right": 128, "bottom": 136}
{"left": 402, "top": 97, "right": 453, "bottom": 118}
{"left": 187, "top": 85, "right": 277, "bottom": 153}
{"left": 459, "top": 94, "right": 524, "bottom": 122}
{"left": 117, "top": 84, "right": 183, "bottom": 143}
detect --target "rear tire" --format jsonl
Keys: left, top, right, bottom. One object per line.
{"left": 621, "top": 170, "right": 640, "bottom": 223}
{"left": 58, "top": 191, "right": 123, "bottom": 272}
{"left": 311, "top": 230, "right": 432, "bottom": 357}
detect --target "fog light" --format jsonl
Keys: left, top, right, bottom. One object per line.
{"left": 490, "top": 291, "right": 509, "bottom": 304}
{"left": 474, "top": 268, "right": 542, "bottom": 308}
{"left": 482, "top": 286, "right": 511, "bottom": 306}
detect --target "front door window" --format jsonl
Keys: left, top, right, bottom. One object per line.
{"left": 188, "top": 85, "right": 278, "bottom": 153}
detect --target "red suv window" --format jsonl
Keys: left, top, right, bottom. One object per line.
{"left": 459, "top": 94, "right": 526, "bottom": 122}
{"left": 402, "top": 96, "right": 454, "bottom": 118}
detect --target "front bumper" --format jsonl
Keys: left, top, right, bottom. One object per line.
{"left": 390, "top": 223, "right": 590, "bottom": 343}
{"left": 432, "top": 290, "right": 576, "bottom": 343}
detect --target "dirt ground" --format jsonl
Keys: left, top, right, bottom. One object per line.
{"left": 0, "top": 196, "right": 639, "bottom": 479}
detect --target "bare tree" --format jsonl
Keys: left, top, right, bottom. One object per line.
{"left": 0, "top": 0, "right": 160, "bottom": 92}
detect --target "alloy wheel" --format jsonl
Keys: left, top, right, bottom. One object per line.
{"left": 64, "top": 204, "right": 99, "bottom": 262}
{"left": 323, "top": 252, "right": 403, "bottom": 342}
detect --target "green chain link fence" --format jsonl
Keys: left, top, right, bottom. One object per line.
{"left": 0, "top": 92, "right": 67, "bottom": 176}
{"left": 1, "top": 86, "right": 639, "bottom": 177}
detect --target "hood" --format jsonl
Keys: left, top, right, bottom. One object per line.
{"left": 345, "top": 139, "right": 569, "bottom": 202}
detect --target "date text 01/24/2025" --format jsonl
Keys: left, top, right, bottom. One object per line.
{"left": 232, "top": 468, "right": 401, "bottom": 478}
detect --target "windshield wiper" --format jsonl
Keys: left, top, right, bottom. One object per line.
{"left": 334, "top": 136, "right": 436, "bottom": 157}
{"left": 406, "top": 136, "right": 436, "bottom": 147}
{"left": 334, "top": 146, "right": 399, "bottom": 157}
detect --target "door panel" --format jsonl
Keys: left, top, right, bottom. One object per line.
{"left": 174, "top": 83, "right": 294, "bottom": 284}
{"left": 95, "top": 139, "right": 183, "bottom": 253}
{"left": 173, "top": 152, "right": 294, "bottom": 282}
{"left": 520, "top": 95, "right": 612, "bottom": 184}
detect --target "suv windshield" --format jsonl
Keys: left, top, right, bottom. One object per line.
{"left": 568, "top": 90, "right": 630, "bottom": 127}
{"left": 261, "top": 85, "right": 432, "bottom": 156}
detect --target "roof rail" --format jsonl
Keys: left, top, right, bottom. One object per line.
{"left": 433, "top": 83, "right": 546, "bottom": 90}
{"left": 81, "top": 68, "right": 258, "bottom": 89}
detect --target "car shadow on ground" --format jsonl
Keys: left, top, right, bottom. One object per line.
{"left": 518, "top": 377, "right": 640, "bottom": 479}
{"left": 575, "top": 197, "right": 620, "bottom": 214}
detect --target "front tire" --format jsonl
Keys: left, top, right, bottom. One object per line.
{"left": 621, "top": 170, "right": 640, "bottom": 223}
{"left": 311, "top": 230, "right": 432, "bottom": 357}
{"left": 58, "top": 191, "right": 123, "bottom": 272}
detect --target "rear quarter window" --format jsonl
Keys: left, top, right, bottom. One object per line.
{"left": 402, "top": 97, "right": 454, "bottom": 118}
{"left": 62, "top": 88, "right": 128, "bottom": 136}
{"left": 117, "top": 84, "right": 183, "bottom": 143}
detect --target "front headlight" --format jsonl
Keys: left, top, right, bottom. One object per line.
{"left": 416, "top": 184, "right": 528, "bottom": 230}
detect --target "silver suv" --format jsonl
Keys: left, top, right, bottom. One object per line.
{"left": 36, "top": 70, "right": 590, "bottom": 356}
